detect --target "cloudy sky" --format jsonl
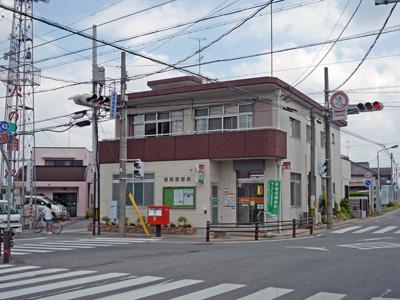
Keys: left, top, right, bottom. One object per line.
{"left": 0, "top": 0, "right": 399, "bottom": 169}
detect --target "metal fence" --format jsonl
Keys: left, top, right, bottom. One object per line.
{"left": 205, "top": 218, "right": 314, "bottom": 242}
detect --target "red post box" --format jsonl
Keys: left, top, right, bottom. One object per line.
{"left": 147, "top": 205, "right": 170, "bottom": 225}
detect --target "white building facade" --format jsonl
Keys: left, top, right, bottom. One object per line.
{"left": 99, "top": 76, "right": 345, "bottom": 227}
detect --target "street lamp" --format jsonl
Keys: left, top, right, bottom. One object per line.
{"left": 377, "top": 145, "right": 399, "bottom": 212}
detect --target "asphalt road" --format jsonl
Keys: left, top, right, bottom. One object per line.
{"left": 2, "top": 210, "right": 400, "bottom": 299}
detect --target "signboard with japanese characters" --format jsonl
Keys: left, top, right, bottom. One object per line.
{"left": 267, "top": 180, "right": 281, "bottom": 216}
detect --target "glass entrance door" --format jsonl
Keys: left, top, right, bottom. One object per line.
{"left": 237, "top": 180, "right": 264, "bottom": 224}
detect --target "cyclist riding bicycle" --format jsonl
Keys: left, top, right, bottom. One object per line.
{"left": 43, "top": 203, "right": 53, "bottom": 234}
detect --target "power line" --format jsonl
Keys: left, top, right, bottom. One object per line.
{"left": 333, "top": 2, "right": 398, "bottom": 91}
{"left": 293, "top": 0, "right": 362, "bottom": 87}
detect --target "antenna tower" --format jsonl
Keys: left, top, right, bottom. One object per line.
{"left": 0, "top": 0, "right": 47, "bottom": 209}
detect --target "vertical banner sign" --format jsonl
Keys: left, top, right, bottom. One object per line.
{"left": 110, "top": 91, "right": 117, "bottom": 119}
{"left": 26, "top": 160, "right": 33, "bottom": 192}
{"left": 267, "top": 180, "right": 281, "bottom": 216}
{"left": 195, "top": 164, "right": 205, "bottom": 184}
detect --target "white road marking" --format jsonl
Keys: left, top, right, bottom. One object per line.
{"left": 305, "top": 292, "right": 346, "bottom": 300}
{"left": 237, "top": 287, "right": 294, "bottom": 300}
{"left": 13, "top": 245, "right": 73, "bottom": 251}
{"left": 353, "top": 226, "right": 379, "bottom": 233}
{"left": 0, "top": 270, "right": 96, "bottom": 290}
{"left": 38, "top": 276, "right": 163, "bottom": 300}
{"left": 0, "top": 272, "right": 126, "bottom": 299}
{"left": 370, "top": 298, "right": 400, "bottom": 300}
{"left": 12, "top": 248, "right": 53, "bottom": 253}
{"left": 96, "top": 279, "right": 203, "bottom": 300}
{"left": 286, "top": 246, "right": 329, "bottom": 252}
{"left": 171, "top": 283, "right": 245, "bottom": 300}
{"left": 38, "top": 243, "right": 95, "bottom": 249}
{"left": 0, "top": 264, "right": 13, "bottom": 269}
{"left": 0, "top": 266, "right": 39, "bottom": 274}
{"left": 332, "top": 226, "right": 362, "bottom": 233}
{"left": 359, "top": 237, "right": 392, "bottom": 241}
{"left": 373, "top": 226, "right": 398, "bottom": 234}
{"left": 0, "top": 268, "right": 66, "bottom": 282}
{"left": 338, "top": 242, "right": 400, "bottom": 250}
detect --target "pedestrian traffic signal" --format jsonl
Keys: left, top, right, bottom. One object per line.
{"left": 133, "top": 159, "right": 144, "bottom": 178}
{"left": 356, "top": 101, "right": 384, "bottom": 112}
{"left": 69, "top": 93, "right": 110, "bottom": 109}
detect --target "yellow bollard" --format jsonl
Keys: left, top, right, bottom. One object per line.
{"left": 128, "top": 192, "right": 150, "bottom": 237}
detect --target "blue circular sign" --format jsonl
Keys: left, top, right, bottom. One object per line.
{"left": 364, "top": 179, "right": 372, "bottom": 187}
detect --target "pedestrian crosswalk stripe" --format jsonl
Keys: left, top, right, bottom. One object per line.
{"left": 96, "top": 279, "right": 203, "bottom": 300}
{"left": 332, "top": 226, "right": 362, "bottom": 233}
{"left": 15, "top": 243, "right": 74, "bottom": 250}
{"left": 93, "top": 237, "right": 157, "bottom": 242}
{"left": 7, "top": 251, "right": 29, "bottom": 255}
{"left": 43, "top": 242, "right": 113, "bottom": 247}
{"left": 0, "top": 264, "right": 13, "bottom": 269}
{"left": 12, "top": 247, "right": 53, "bottom": 253}
{"left": 171, "top": 283, "right": 245, "bottom": 300}
{"left": 237, "top": 287, "right": 293, "bottom": 300}
{"left": 36, "top": 242, "right": 98, "bottom": 248}
{"left": 0, "top": 268, "right": 66, "bottom": 283}
{"left": 373, "top": 226, "right": 398, "bottom": 234}
{"left": 74, "top": 240, "right": 133, "bottom": 244}
{"left": 0, "top": 265, "right": 39, "bottom": 274}
{"left": 370, "top": 297, "right": 400, "bottom": 299}
{"left": 353, "top": 226, "right": 379, "bottom": 233}
{"left": 304, "top": 292, "right": 346, "bottom": 300}
{"left": 38, "top": 276, "right": 163, "bottom": 300}
{"left": 0, "top": 272, "right": 127, "bottom": 299}
{"left": 0, "top": 270, "right": 96, "bottom": 290}
{"left": 395, "top": 230, "right": 400, "bottom": 234}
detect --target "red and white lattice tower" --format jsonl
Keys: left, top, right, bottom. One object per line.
{"left": 0, "top": 0, "right": 47, "bottom": 206}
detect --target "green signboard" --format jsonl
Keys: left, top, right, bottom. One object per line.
{"left": 267, "top": 180, "right": 281, "bottom": 216}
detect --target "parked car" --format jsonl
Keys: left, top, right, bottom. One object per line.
{"left": 24, "top": 195, "right": 68, "bottom": 219}
{"left": 0, "top": 200, "right": 22, "bottom": 232}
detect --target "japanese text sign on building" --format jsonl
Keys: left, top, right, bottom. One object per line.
{"left": 195, "top": 164, "right": 204, "bottom": 184}
{"left": 267, "top": 180, "right": 281, "bottom": 216}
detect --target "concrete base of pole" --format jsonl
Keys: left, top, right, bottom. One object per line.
{"left": 3, "top": 230, "right": 11, "bottom": 264}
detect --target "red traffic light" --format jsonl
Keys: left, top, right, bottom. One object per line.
{"left": 373, "top": 101, "right": 383, "bottom": 111}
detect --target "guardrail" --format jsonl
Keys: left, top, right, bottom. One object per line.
{"left": 205, "top": 218, "right": 314, "bottom": 242}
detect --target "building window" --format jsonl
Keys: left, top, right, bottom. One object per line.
{"left": 112, "top": 173, "right": 155, "bottom": 206}
{"left": 194, "top": 103, "right": 252, "bottom": 132}
{"left": 321, "top": 132, "right": 326, "bottom": 147}
{"left": 332, "top": 133, "right": 335, "bottom": 145}
{"left": 333, "top": 182, "right": 336, "bottom": 195}
{"left": 132, "top": 111, "right": 184, "bottom": 137}
{"left": 290, "top": 117, "right": 301, "bottom": 139}
{"left": 290, "top": 173, "right": 301, "bottom": 208}
{"left": 306, "top": 125, "right": 311, "bottom": 144}
{"left": 45, "top": 159, "right": 83, "bottom": 166}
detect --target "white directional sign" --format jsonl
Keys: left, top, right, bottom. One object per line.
{"left": 330, "top": 91, "right": 349, "bottom": 112}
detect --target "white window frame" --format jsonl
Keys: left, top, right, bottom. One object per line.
{"left": 132, "top": 110, "right": 184, "bottom": 137}
{"left": 290, "top": 117, "right": 301, "bottom": 139}
{"left": 194, "top": 103, "right": 253, "bottom": 133}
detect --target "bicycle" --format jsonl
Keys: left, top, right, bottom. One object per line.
{"left": 32, "top": 215, "right": 63, "bottom": 234}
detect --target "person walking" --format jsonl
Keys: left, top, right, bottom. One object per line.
{"left": 43, "top": 203, "right": 53, "bottom": 234}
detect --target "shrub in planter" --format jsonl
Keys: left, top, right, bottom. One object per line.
{"left": 129, "top": 223, "right": 136, "bottom": 226}
{"left": 177, "top": 216, "right": 188, "bottom": 227}
{"left": 101, "top": 216, "right": 110, "bottom": 225}
{"left": 170, "top": 222, "right": 176, "bottom": 228}
{"left": 111, "top": 221, "right": 116, "bottom": 226}
{"left": 86, "top": 208, "right": 94, "bottom": 219}
{"left": 183, "top": 223, "right": 191, "bottom": 228}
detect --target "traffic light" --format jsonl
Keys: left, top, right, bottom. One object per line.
{"left": 69, "top": 94, "right": 110, "bottom": 109}
{"left": 318, "top": 160, "right": 328, "bottom": 177}
{"left": 133, "top": 159, "right": 144, "bottom": 178}
{"left": 356, "top": 101, "right": 384, "bottom": 112}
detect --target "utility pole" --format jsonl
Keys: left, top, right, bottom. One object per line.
{"left": 270, "top": 0, "right": 273, "bottom": 76}
{"left": 92, "top": 25, "right": 98, "bottom": 236}
{"left": 309, "top": 109, "right": 316, "bottom": 214}
{"left": 118, "top": 52, "right": 127, "bottom": 236}
{"left": 324, "top": 67, "right": 333, "bottom": 230}
{"left": 390, "top": 152, "right": 393, "bottom": 202}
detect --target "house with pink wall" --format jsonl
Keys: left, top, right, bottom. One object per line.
{"left": 32, "top": 147, "right": 93, "bottom": 217}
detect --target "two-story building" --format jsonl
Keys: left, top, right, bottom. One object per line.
{"left": 99, "top": 76, "right": 345, "bottom": 227}
{"left": 17, "top": 147, "right": 94, "bottom": 217}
